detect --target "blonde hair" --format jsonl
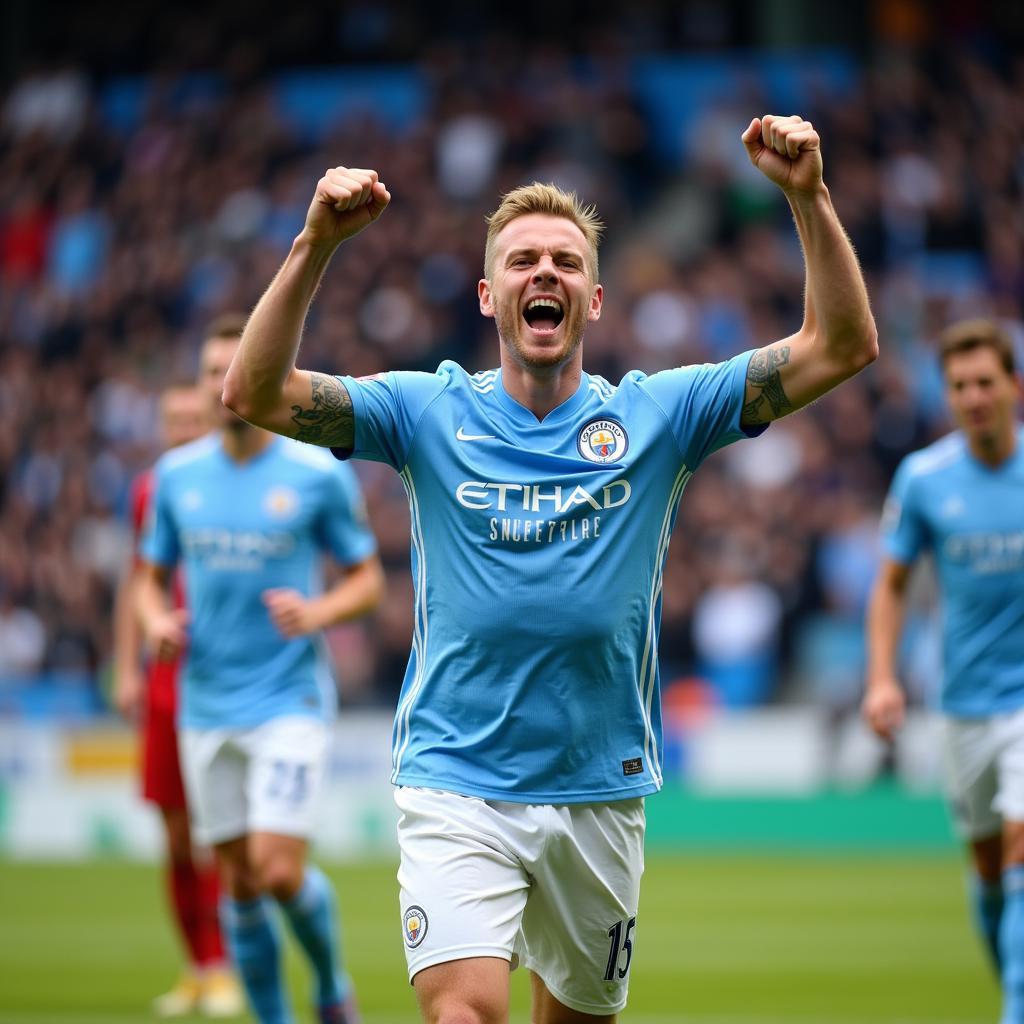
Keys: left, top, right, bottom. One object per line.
{"left": 484, "top": 182, "right": 604, "bottom": 281}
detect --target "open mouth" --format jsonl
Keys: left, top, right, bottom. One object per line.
{"left": 522, "top": 298, "right": 565, "bottom": 334}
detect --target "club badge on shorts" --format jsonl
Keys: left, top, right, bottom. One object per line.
{"left": 577, "top": 418, "right": 628, "bottom": 464}
{"left": 403, "top": 905, "right": 428, "bottom": 948}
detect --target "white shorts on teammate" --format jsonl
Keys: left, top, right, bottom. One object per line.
{"left": 180, "top": 715, "right": 329, "bottom": 846}
{"left": 942, "top": 707, "right": 1024, "bottom": 840}
{"left": 395, "top": 786, "right": 645, "bottom": 1016}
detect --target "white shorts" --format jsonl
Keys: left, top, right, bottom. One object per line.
{"left": 180, "top": 716, "right": 328, "bottom": 846}
{"left": 395, "top": 786, "right": 645, "bottom": 1016}
{"left": 942, "top": 708, "right": 1024, "bottom": 840}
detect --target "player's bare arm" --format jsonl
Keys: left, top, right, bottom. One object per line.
{"left": 136, "top": 561, "right": 189, "bottom": 662}
{"left": 741, "top": 344, "right": 794, "bottom": 422}
{"left": 862, "top": 558, "right": 913, "bottom": 741}
{"left": 111, "top": 561, "right": 144, "bottom": 717}
{"left": 288, "top": 372, "right": 355, "bottom": 449}
{"left": 222, "top": 166, "right": 390, "bottom": 443}
{"left": 263, "top": 553, "right": 385, "bottom": 639}
{"left": 739, "top": 114, "right": 877, "bottom": 427}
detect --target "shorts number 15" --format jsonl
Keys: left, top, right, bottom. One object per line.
{"left": 604, "top": 916, "right": 636, "bottom": 981}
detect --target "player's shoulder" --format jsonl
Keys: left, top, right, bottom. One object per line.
{"left": 900, "top": 432, "right": 967, "bottom": 481}
{"left": 584, "top": 372, "right": 618, "bottom": 401}
{"left": 623, "top": 355, "right": 740, "bottom": 389}
{"left": 415, "top": 360, "right": 500, "bottom": 401}
{"left": 354, "top": 361, "right": 467, "bottom": 409}
{"left": 155, "top": 433, "right": 219, "bottom": 478}
{"left": 423, "top": 361, "right": 500, "bottom": 406}
{"left": 358, "top": 361, "right": 467, "bottom": 389}
{"left": 275, "top": 436, "right": 340, "bottom": 475}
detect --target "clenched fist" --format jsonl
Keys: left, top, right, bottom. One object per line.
{"left": 741, "top": 114, "right": 823, "bottom": 196}
{"left": 263, "top": 588, "right": 322, "bottom": 639}
{"left": 301, "top": 166, "right": 391, "bottom": 250}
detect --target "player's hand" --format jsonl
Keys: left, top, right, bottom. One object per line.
{"left": 144, "top": 609, "right": 189, "bottom": 662}
{"left": 862, "top": 677, "right": 906, "bottom": 742}
{"left": 300, "top": 167, "right": 390, "bottom": 251}
{"left": 112, "top": 668, "right": 144, "bottom": 719}
{"left": 741, "top": 115, "right": 823, "bottom": 196}
{"left": 263, "top": 588, "right": 320, "bottom": 638}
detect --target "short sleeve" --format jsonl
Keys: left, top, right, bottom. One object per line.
{"left": 335, "top": 369, "right": 450, "bottom": 469}
{"left": 140, "top": 464, "right": 179, "bottom": 568}
{"left": 638, "top": 350, "right": 767, "bottom": 469}
{"left": 881, "top": 458, "right": 928, "bottom": 565}
{"left": 318, "top": 462, "right": 378, "bottom": 566}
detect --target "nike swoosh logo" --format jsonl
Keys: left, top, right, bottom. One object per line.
{"left": 456, "top": 427, "right": 496, "bottom": 442}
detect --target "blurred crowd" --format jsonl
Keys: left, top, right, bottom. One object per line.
{"left": 0, "top": 8, "right": 1021, "bottom": 717}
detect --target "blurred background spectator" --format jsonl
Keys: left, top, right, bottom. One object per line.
{"left": 0, "top": 0, "right": 1021, "bottom": 721}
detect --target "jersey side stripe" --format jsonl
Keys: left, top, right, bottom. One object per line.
{"left": 392, "top": 466, "right": 429, "bottom": 779}
{"left": 637, "top": 465, "right": 692, "bottom": 788}
{"left": 391, "top": 466, "right": 423, "bottom": 775}
{"left": 640, "top": 465, "right": 691, "bottom": 788}
{"left": 392, "top": 465, "right": 424, "bottom": 772}
{"left": 391, "top": 468, "right": 423, "bottom": 770}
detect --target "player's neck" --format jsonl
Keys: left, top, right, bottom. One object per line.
{"left": 500, "top": 356, "right": 583, "bottom": 421}
{"left": 967, "top": 421, "right": 1018, "bottom": 467}
{"left": 219, "top": 423, "right": 274, "bottom": 463}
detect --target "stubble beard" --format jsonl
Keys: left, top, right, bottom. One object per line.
{"left": 495, "top": 302, "right": 587, "bottom": 372}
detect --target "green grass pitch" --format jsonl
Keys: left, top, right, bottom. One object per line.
{"left": 0, "top": 853, "right": 998, "bottom": 1023}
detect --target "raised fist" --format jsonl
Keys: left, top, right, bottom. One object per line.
{"left": 302, "top": 166, "right": 391, "bottom": 249}
{"left": 741, "top": 115, "right": 823, "bottom": 196}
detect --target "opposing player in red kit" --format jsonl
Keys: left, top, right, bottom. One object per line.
{"left": 112, "top": 380, "right": 244, "bottom": 1018}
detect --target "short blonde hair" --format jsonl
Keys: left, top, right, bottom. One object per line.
{"left": 484, "top": 182, "right": 604, "bottom": 281}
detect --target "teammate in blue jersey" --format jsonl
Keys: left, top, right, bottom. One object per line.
{"left": 864, "top": 319, "right": 1024, "bottom": 1023}
{"left": 224, "top": 113, "right": 877, "bottom": 1023}
{"left": 137, "top": 315, "right": 385, "bottom": 1024}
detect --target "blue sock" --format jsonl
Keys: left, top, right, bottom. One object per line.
{"left": 221, "top": 896, "right": 292, "bottom": 1024}
{"left": 279, "top": 864, "right": 349, "bottom": 1011}
{"left": 1000, "top": 866, "right": 1024, "bottom": 1024}
{"left": 973, "top": 874, "right": 1004, "bottom": 976}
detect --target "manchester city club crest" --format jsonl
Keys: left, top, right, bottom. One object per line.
{"left": 403, "top": 905, "right": 428, "bottom": 948}
{"left": 577, "top": 418, "right": 628, "bottom": 464}
{"left": 262, "top": 485, "right": 300, "bottom": 520}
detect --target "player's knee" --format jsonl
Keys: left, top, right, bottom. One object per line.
{"left": 1003, "top": 826, "right": 1024, "bottom": 869}
{"left": 259, "top": 857, "right": 304, "bottom": 901}
{"left": 223, "top": 864, "right": 261, "bottom": 900}
{"left": 426, "top": 1005, "right": 496, "bottom": 1024}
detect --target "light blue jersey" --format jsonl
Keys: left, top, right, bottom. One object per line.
{"left": 882, "top": 426, "right": 1024, "bottom": 717}
{"left": 142, "top": 434, "right": 377, "bottom": 729}
{"left": 337, "top": 354, "right": 763, "bottom": 803}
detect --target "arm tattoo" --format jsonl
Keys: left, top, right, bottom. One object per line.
{"left": 290, "top": 372, "right": 355, "bottom": 449}
{"left": 741, "top": 345, "right": 793, "bottom": 424}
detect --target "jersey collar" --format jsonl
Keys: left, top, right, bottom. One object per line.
{"left": 215, "top": 431, "right": 281, "bottom": 468}
{"left": 493, "top": 369, "right": 591, "bottom": 426}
